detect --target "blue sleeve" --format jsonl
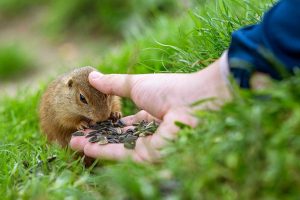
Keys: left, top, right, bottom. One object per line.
{"left": 228, "top": 0, "right": 300, "bottom": 88}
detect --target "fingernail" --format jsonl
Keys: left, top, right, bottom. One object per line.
{"left": 89, "top": 71, "right": 103, "bottom": 79}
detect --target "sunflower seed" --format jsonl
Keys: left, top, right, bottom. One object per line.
{"left": 126, "top": 129, "right": 134, "bottom": 134}
{"left": 115, "top": 127, "right": 122, "bottom": 134}
{"left": 114, "top": 119, "right": 126, "bottom": 128}
{"left": 72, "top": 131, "right": 85, "bottom": 136}
{"left": 124, "top": 139, "right": 136, "bottom": 149}
{"left": 87, "top": 120, "right": 158, "bottom": 149}
{"left": 89, "top": 136, "right": 100, "bottom": 143}
{"left": 85, "top": 130, "right": 99, "bottom": 138}
{"left": 47, "top": 155, "right": 57, "bottom": 163}
{"left": 98, "top": 136, "right": 109, "bottom": 145}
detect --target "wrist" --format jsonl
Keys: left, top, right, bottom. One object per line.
{"left": 193, "top": 52, "right": 232, "bottom": 108}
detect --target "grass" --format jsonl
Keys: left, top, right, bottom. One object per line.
{"left": 0, "top": 0, "right": 41, "bottom": 17}
{"left": 0, "top": 44, "right": 34, "bottom": 81}
{"left": 2, "top": 0, "right": 300, "bottom": 199}
{"left": 0, "top": 0, "right": 193, "bottom": 38}
{"left": 45, "top": 0, "right": 185, "bottom": 38}
{"left": 97, "top": 0, "right": 273, "bottom": 74}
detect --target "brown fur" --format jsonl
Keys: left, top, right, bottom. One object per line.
{"left": 39, "top": 66, "right": 121, "bottom": 147}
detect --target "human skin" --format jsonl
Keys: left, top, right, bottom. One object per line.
{"left": 69, "top": 57, "right": 233, "bottom": 162}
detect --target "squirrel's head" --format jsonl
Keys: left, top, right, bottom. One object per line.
{"left": 62, "top": 67, "right": 112, "bottom": 123}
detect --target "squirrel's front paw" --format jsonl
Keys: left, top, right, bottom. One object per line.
{"left": 77, "top": 121, "right": 90, "bottom": 130}
{"left": 110, "top": 111, "right": 122, "bottom": 121}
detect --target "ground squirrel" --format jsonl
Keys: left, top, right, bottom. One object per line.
{"left": 39, "top": 66, "right": 121, "bottom": 147}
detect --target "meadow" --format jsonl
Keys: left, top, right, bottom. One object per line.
{"left": 1, "top": 0, "right": 300, "bottom": 199}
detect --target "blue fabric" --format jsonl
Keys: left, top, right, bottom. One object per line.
{"left": 228, "top": 0, "right": 300, "bottom": 88}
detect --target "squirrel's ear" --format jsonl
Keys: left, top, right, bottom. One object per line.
{"left": 67, "top": 78, "right": 73, "bottom": 88}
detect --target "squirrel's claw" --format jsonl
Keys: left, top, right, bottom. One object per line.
{"left": 110, "top": 111, "right": 122, "bottom": 121}
{"left": 77, "top": 121, "right": 90, "bottom": 130}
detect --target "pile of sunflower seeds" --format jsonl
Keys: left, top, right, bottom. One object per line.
{"left": 72, "top": 120, "right": 158, "bottom": 149}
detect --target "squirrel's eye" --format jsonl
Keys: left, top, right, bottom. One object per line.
{"left": 79, "top": 94, "right": 88, "bottom": 104}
